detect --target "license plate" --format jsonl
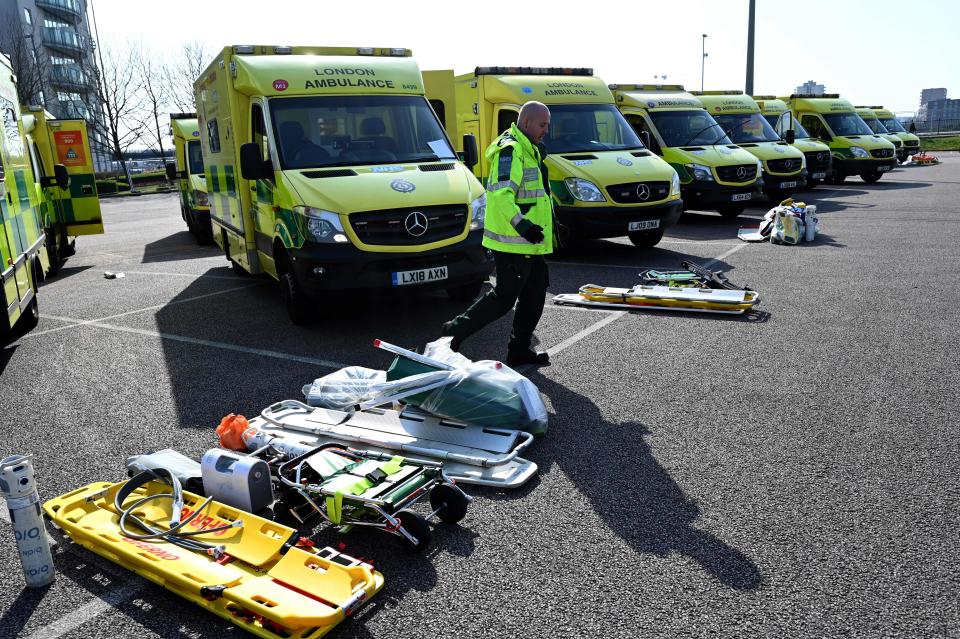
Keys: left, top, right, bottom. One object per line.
{"left": 779, "top": 181, "right": 799, "bottom": 189}
{"left": 732, "top": 193, "right": 752, "bottom": 202}
{"left": 628, "top": 219, "right": 660, "bottom": 232}
{"left": 811, "top": 172, "right": 827, "bottom": 179}
{"left": 392, "top": 266, "right": 448, "bottom": 286}
{"left": 877, "top": 165, "right": 891, "bottom": 172}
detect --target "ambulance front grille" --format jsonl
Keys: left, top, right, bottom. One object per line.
{"left": 606, "top": 181, "right": 671, "bottom": 204}
{"left": 350, "top": 204, "right": 467, "bottom": 246}
{"left": 765, "top": 158, "right": 803, "bottom": 173}
{"left": 715, "top": 164, "right": 758, "bottom": 182}
{"left": 870, "top": 148, "right": 894, "bottom": 159}
{"left": 804, "top": 151, "right": 831, "bottom": 172}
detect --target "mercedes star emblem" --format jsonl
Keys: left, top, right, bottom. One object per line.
{"left": 404, "top": 211, "right": 428, "bottom": 237}
{"left": 784, "top": 159, "right": 794, "bottom": 169}
{"left": 736, "top": 166, "right": 748, "bottom": 180}
{"left": 636, "top": 183, "right": 651, "bottom": 201}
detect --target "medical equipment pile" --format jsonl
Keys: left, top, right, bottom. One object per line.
{"left": 738, "top": 199, "right": 820, "bottom": 244}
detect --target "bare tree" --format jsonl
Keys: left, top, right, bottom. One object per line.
{"left": 0, "top": 15, "right": 47, "bottom": 106}
{"left": 165, "top": 41, "right": 210, "bottom": 113}
{"left": 88, "top": 41, "right": 146, "bottom": 175}
{"left": 135, "top": 45, "right": 170, "bottom": 161}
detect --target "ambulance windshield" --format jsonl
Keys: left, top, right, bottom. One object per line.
{"left": 541, "top": 104, "right": 644, "bottom": 153}
{"left": 270, "top": 95, "right": 456, "bottom": 169}
{"left": 187, "top": 140, "right": 204, "bottom": 175}
{"left": 861, "top": 116, "right": 888, "bottom": 134}
{"left": 648, "top": 109, "right": 730, "bottom": 146}
{"left": 764, "top": 113, "right": 813, "bottom": 139}
{"left": 878, "top": 117, "right": 906, "bottom": 133}
{"left": 712, "top": 113, "right": 781, "bottom": 143}
{"left": 823, "top": 113, "right": 874, "bottom": 136}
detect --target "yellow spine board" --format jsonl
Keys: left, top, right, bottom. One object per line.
{"left": 578, "top": 285, "right": 758, "bottom": 312}
{"left": 44, "top": 481, "right": 384, "bottom": 639}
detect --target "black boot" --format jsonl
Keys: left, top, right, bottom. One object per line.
{"left": 506, "top": 349, "right": 550, "bottom": 367}
{"left": 440, "top": 320, "right": 463, "bottom": 351}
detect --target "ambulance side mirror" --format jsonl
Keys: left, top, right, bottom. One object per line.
{"left": 462, "top": 134, "right": 478, "bottom": 170}
{"left": 641, "top": 131, "right": 652, "bottom": 149}
{"left": 785, "top": 129, "right": 796, "bottom": 144}
{"left": 165, "top": 162, "right": 178, "bottom": 180}
{"left": 240, "top": 143, "right": 272, "bottom": 180}
{"left": 54, "top": 164, "right": 70, "bottom": 189}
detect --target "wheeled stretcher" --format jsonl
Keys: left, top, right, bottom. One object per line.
{"left": 230, "top": 400, "right": 537, "bottom": 489}
{"left": 44, "top": 480, "right": 383, "bottom": 639}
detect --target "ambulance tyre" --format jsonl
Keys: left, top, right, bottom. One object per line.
{"left": 860, "top": 172, "right": 883, "bottom": 183}
{"left": 395, "top": 510, "right": 431, "bottom": 552}
{"left": 806, "top": 178, "right": 821, "bottom": 190}
{"left": 627, "top": 229, "right": 664, "bottom": 248}
{"left": 429, "top": 484, "right": 469, "bottom": 524}
{"left": 826, "top": 172, "right": 845, "bottom": 185}
{"left": 716, "top": 205, "right": 745, "bottom": 218}
{"left": 446, "top": 279, "right": 483, "bottom": 302}
{"left": 766, "top": 190, "right": 790, "bottom": 205}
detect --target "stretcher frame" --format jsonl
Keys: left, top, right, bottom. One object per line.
{"left": 553, "top": 283, "right": 760, "bottom": 315}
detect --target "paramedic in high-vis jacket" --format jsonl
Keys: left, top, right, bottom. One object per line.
{"left": 442, "top": 101, "right": 554, "bottom": 367}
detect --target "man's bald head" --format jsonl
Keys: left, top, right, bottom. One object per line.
{"left": 518, "top": 101, "right": 551, "bottom": 144}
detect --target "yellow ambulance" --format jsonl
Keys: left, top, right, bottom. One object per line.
{"left": 167, "top": 113, "right": 211, "bottom": 243}
{"left": 873, "top": 107, "right": 920, "bottom": 162}
{"left": 782, "top": 94, "right": 897, "bottom": 184}
{"left": 423, "top": 68, "right": 682, "bottom": 248}
{"left": 754, "top": 96, "right": 832, "bottom": 189}
{"left": 693, "top": 91, "right": 807, "bottom": 202}
{"left": 20, "top": 107, "right": 102, "bottom": 275}
{"left": 194, "top": 46, "right": 492, "bottom": 323}
{"left": 855, "top": 106, "right": 904, "bottom": 161}
{"left": 609, "top": 85, "right": 762, "bottom": 218}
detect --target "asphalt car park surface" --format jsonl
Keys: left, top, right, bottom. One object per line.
{"left": 1, "top": 158, "right": 958, "bottom": 638}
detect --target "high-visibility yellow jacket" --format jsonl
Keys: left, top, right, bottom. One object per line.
{"left": 482, "top": 123, "right": 554, "bottom": 255}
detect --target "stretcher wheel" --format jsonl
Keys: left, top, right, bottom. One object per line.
{"left": 396, "top": 510, "right": 431, "bottom": 552}
{"left": 429, "top": 484, "right": 469, "bottom": 524}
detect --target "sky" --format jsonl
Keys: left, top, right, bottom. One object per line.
{"left": 87, "top": 0, "right": 959, "bottom": 114}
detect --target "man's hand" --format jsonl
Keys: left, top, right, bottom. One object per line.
{"left": 515, "top": 219, "right": 545, "bottom": 244}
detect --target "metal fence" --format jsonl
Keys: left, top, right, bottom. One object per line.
{"left": 910, "top": 118, "right": 960, "bottom": 134}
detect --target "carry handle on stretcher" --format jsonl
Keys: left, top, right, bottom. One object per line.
{"left": 259, "top": 400, "right": 534, "bottom": 468}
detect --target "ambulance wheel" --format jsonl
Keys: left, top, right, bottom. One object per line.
{"left": 806, "top": 178, "right": 821, "bottom": 190}
{"left": 280, "top": 269, "right": 312, "bottom": 325}
{"left": 429, "top": 484, "right": 469, "bottom": 524}
{"left": 826, "top": 172, "right": 845, "bottom": 185}
{"left": 230, "top": 260, "right": 246, "bottom": 276}
{"left": 716, "top": 205, "right": 745, "bottom": 218}
{"left": 860, "top": 172, "right": 882, "bottom": 183}
{"left": 395, "top": 510, "right": 431, "bottom": 552}
{"left": 20, "top": 292, "right": 39, "bottom": 332}
{"left": 44, "top": 230, "right": 60, "bottom": 278}
{"left": 627, "top": 229, "right": 664, "bottom": 248}
{"left": 446, "top": 280, "right": 483, "bottom": 302}
{"left": 765, "top": 190, "right": 791, "bottom": 205}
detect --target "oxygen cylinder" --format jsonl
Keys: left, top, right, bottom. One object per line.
{"left": 0, "top": 455, "right": 55, "bottom": 588}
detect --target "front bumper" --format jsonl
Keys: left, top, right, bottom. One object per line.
{"left": 289, "top": 230, "right": 494, "bottom": 296}
{"left": 681, "top": 179, "right": 764, "bottom": 208}
{"left": 762, "top": 169, "right": 807, "bottom": 193}
{"left": 834, "top": 158, "right": 897, "bottom": 176}
{"left": 555, "top": 200, "right": 683, "bottom": 239}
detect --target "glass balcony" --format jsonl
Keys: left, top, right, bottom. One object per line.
{"left": 60, "top": 99, "right": 89, "bottom": 120}
{"left": 36, "top": 0, "right": 82, "bottom": 21}
{"left": 50, "top": 65, "right": 90, "bottom": 90}
{"left": 41, "top": 26, "right": 83, "bottom": 54}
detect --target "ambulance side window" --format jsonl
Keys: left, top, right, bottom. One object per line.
{"left": 428, "top": 99, "right": 446, "bottom": 131}
{"left": 207, "top": 118, "right": 221, "bottom": 153}
{"left": 251, "top": 104, "right": 270, "bottom": 163}
{"left": 497, "top": 109, "right": 518, "bottom": 136}
{"left": 801, "top": 115, "right": 826, "bottom": 140}
{"left": 625, "top": 114, "right": 661, "bottom": 155}
{"left": 29, "top": 142, "right": 45, "bottom": 184}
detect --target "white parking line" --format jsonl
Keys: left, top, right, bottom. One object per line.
{"left": 27, "top": 283, "right": 262, "bottom": 339}
{"left": 702, "top": 242, "right": 747, "bottom": 268}
{"left": 123, "top": 270, "right": 246, "bottom": 280}
{"left": 547, "top": 311, "right": 625, "bottom": 358}
{"left": 26, "top": 582, "right": 144, "bottom": 639}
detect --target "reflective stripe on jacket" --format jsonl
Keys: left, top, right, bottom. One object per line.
{"left": 482, "top": 123, "right": 554, "bottom": 255}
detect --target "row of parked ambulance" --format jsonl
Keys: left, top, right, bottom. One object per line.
{"left": 164, "top": 46, "right": 921, "bottom": 324}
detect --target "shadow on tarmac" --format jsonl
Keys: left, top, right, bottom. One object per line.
{"left": 141, "top": 231, "right": 218, "bottom": 264}
{"left": 526, "top": 372, "right": 763, "bottom": 591}
{"left": 0, "top": 582, "right": 51, "bottom": 639}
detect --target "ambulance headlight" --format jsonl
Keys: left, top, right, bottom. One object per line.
{"left": 193, "top": 190, "right": 210, "bottom": 206}
{"left": 564, "top": 178, "right": 606, "bottom": 202}
{"left": 850, "top": 146, "right": 869, "bottom": 158}
{"left": 685, "top": 163, "right": 714, "bottom": 182}
{"left": 670, "top": 171, "right": 681, "bottom": 196}
{"left": 470, "top": 193, "right": 486, "bottom": 230}
{"left": 295, "top": 206, "right": 348, "bottom": 243}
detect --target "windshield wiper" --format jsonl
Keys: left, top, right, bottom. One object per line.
{"left": 682, "top": 122, "right": 724, "bottom": 147}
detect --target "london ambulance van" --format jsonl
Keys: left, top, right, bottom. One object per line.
{"left": 855, "top": 106, "right": 903, "bottom": 161}
{"left": 167, "top": 113, "right": 211, "bottom": 243}
{"left": 20, "top": 107, "right": 102, "bottom": 275}
{"left": 873, "top": 107, "right": 920, "bottom": 162}
{"left": 423, "top": 68, "right": 682, "bottom": 248}
{"left": 754, "top": 96, "right": 832, "bottom": 189}
{"left": 194, "top": 45, "right": 493, "bottom": 323}
{"left": 693, "top": 91, "right": 806, "bottom": 202}
{"left": 609, "top": 85, "right": 763, "bottom": 218}
{"left": 782, "top": 94, "right": 896, "bottom": 184}
{"left": 1, "top": 54, "right": 58, "bottom": 334}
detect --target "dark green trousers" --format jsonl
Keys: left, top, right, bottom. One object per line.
{"left": 447, "top": 251, "right": 549, "bottom": 354}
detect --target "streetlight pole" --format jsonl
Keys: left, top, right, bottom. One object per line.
{"left": 701, "top": 34, "right": 708, "bottom": 92}
{"left": 745, "top": 0, "right": 756, "bottom": 95}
